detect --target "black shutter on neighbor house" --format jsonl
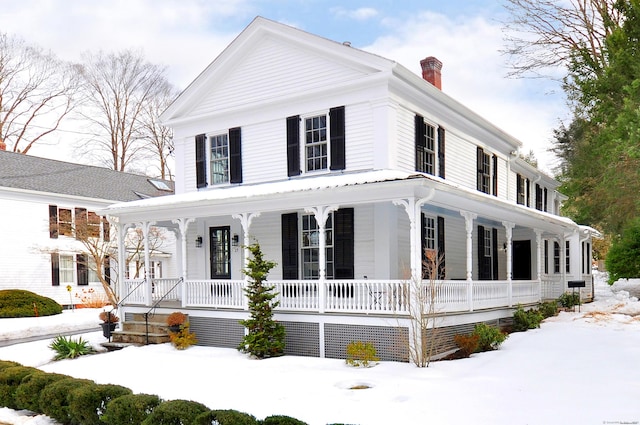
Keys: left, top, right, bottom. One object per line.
{"left": 286, "top": 116, "right": 301, "bottom": 177}
{"left": 437, "top": 126, "right": 445, "bottom": 178}
{"left": 49, "top": 205, "right": 58, "bottom": 239}
{"left": 229, "top": 127, "right": 242, "bottom": 183}
{"left": 437, "top": 216, "right": 445, "bottom": 279}
{"left": 329, "top": 106, "right": 346, "bottom": 170}
{"left": 281, "top": 213, "right": 299, "bottom": 279}
{"left": 476, "top": 147, "right": 484, "bottom": 191}
{"left": 102, "top": 217, "right": 110, "bottom": 241}
{"left": 420, "top": 212, "right": 427, "bottom": 278}
{"left": 415, "top": 115, "right": 426, "bottom": 172}
{"left": 334, "top": 208, "right": 354, "bottom": 279}
{"left": 492, "top": 228, "right": 499, "bottom": 280}
{"left": 526, "top": 179, "right": 531, "bottom": 207}
{"left": 492, "top": 154, "right": 498, "bottom": 196}
{"left": 543, "top": 187, "right": 548, "bottom": 212}
{"left": 195, "top": 134, "right": 207, "bottom": 188}
{"left": 477, "top": 225, "right": 492, "bottom": 280}
{"left": 51, "top": 253, "right": 60, "bottom": 286}
{"left": 77, "top": 254, "right": 88, "bottom": 286}
{"left": 104, "top": 256, "right": 111, "bottom": 285}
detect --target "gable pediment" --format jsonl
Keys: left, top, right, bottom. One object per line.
{"left": 162, "top": 17, "right": 393, "bottom": 124}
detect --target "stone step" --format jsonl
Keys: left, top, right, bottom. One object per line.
{"left": 101, "top": 342, "right": 140, "bottom": 351}
{"left": 130, "top": 312, "right": 173, "bottom": 323}
{"left": 122, "top": 320, "right": 169, "bottom": 334}
{"left": 111, "top": 331, "right": 171, "bottom": 345}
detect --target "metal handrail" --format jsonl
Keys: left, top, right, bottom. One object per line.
{"left": 143, "top": 277, "right": 184, "bottom": 344}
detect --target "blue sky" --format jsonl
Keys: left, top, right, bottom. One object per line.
{"left": 0, "top": 0, "right": 566, "bottom": 172}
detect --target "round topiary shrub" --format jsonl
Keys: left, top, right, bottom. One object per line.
{"left": 261, "top": 415, "right": 309, "bottom": 425}
{"left": 0, "top": 365, "right": 40, "bottom": 409}
{"left": 193, "top": 409, "right": 258, "bottom": 425}
{"left": 140, "top": 399, "right": 209, "bottom": 425}
{"left": 15, "top": 371, "right": 68, "bottom": 411}
{"left": 101, "top": 393, "right": 162, "bottom": 425}
{"left": 0, "top": 289, "right": 62, "bottom": 318}
{"left": 39, "top": 377, "right": 94, "bottom": 424}
{"left": 69, "top": 382, "right": 132, "bottom": 425}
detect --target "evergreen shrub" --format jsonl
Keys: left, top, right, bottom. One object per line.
{"left": 15, "top": 371, "right": 68, "bottom": 411}
{"left": 538, "top": 301, "right": 559, "bottom": 318}
{"left": 261, "top": 415, "right": 309, "bottom": 425}
{"left": 512, "top": 306, "right": 544, "bottom": 332}
{"left": 140, "top": 399, "right": 209, "bottom": 425}
{"left": 101, "top": 393, "right": 162, "bottom": 425}
{"left": 0, "top": 289, "right": 62, "bottom": 318}
{"left": 68, "top": 383, "right": 132, "bottom": 425}
{"left": 193, "top": 409, "right": 258, "bottom": 425}
{"left": 472, "top": 323, "right": 508, "bottom": 352}
{"left": 558, "top": 292, "right": 581, "bottom": 309}
{"left": 0, "top": 366, "right": 40, "bottom": 409}
{"left": 39, "top": 377, "right": 94, "bottom": 424}
{"left": 0, "top": 361, "right": 20, "bottom": 372}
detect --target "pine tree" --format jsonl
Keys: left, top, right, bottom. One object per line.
{"left": 238, "top": 242, "right": 285, "bottom": 358}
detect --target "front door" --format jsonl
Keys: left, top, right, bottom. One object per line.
{"left": 210, "top": 226, "right": 231, "bottom": 279}
{"left": 512, "top": 240, "right": 532, "bottom": 280}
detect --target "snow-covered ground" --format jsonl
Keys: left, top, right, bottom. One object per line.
{"left": 1, "top": 272, "right": 640, "bottom": 425}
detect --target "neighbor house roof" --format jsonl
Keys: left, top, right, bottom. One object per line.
{"left": 0, "top": 150, "right": 174, "bottom": 202}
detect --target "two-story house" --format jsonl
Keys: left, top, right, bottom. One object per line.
{"left": 0, "top": 149, "right": 174, "bottom": 306}
{"left": 102, "top": 17, "right": 598, "bottom": 361}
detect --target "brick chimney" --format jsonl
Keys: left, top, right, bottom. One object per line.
{"left": 420, "top": 56, "right": 443, "bottom": 90}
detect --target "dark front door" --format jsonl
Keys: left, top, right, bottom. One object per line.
{"left": 210, "top": 226, "right": 231, "bottom": 279}
{"left": 512, "top": 240, "right": 532, "bottom": 280}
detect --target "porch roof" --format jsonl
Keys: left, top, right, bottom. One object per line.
{"left": 101, "top": 169, "right": 579, "bottom": 235}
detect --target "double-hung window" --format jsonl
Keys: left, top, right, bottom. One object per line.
{"left": 59, "top": 255, "right": 74, "bottom": 285}
{"left": 301, "top": 213, "right": 334, "bottom": 279}
{"left": 415, "top": 114, "right": 446, "bottom": 178}
{"left": 477, "top": 147, "right": 497, "bottom": 196}
{"left": 210, "top": 134, "right": 229, "bottom": 185}
{"left": 305, "top": 115, "right": 328, "bottom": 172}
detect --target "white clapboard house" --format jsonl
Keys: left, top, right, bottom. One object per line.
{"left": 0, "top": 149, "right": 174, "bottom": 307}
{"left": 102, "top": 17, "right": 598, "bottom": 361}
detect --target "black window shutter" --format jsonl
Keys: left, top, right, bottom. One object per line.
{"left": 543, "top": 187, "right": 548, "bottom": 212}
{"left": 229, "top": 127, "right": 242, "bottom": 183}
{"left": 286, "top": 116, "right": 301, "bottom": 177}
{"left": 492, "top": 228, "right": 499, "bottom": 280}
{"left": 77, "top": 254, "right": 88, "bottom": 286}
{"left": 526, "top": 179, "right": 531, "bottom": 207}
{"left": 195, "top": 134, "right": 207, "bottom": 188}
{"left": 437, "top": 216, "right": 446, "bottom": 279}
{"left": 51, "top": 253, "right": 60, "bottom": 286}
{"left": 49, "top": 205, "right": 58, "bottom": 239}
{"left": 281, "top": 213, "right": 299, "bottom": 279}
{"left": 415, "top": 115, "right": 426, "bottom": 171}
{"left": 329, "top": 106, "right": 346, "bottom": 170}
{"left": 492, "top": 154, "right": 498, "bottom": 196}
{"left": 102, "top": 217, "right": 110, "bottom": 241}
{"left": 476, "top": 147, "right": 484, "bottom": 191}
{"left": 421, "top": 212, "right": 427, "bottom": 278}
{"left": 104, "top": 255, "right": 111, "bottom": 285}
{"left": 334, "top": 208, "right": 354, "bottom": 279}
{"left": 437, "top": 126, "right": 445, "bottom": 178}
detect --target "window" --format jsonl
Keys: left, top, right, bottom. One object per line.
{"left": 423, "top": 215, "right": 436, "bottom": 252}
{"left": 415, "top": 115, "right": 446, "bottom": 178}
{"left": 301, "top": 213, "right": 333, "bottom": 279}
{"left": 544, "top": 240, "right": 549, "bottom": 274}
{"left": 49, "top": 205, "right": 103, "bottom": 240}
{"left": 149, "top": 261, "right": 162, "bottom": 279}
{"left": 517, "top": 174, "right": 530, "bottom": 206}
{"left": 210, "top": 134, "right": 229, "bottom": 185}
{"left": 59, "top": 255, "right": 74, "bottom": 285}
{"left": 477, "top": 225, "right": 497, "bottom": 280}
{"left": 305, "top": 115, "right": 328, "bottom": 172}
{"left": 565, "top": 241, "right": 570, "bottom": 273}
{"left": 87, "top": 212, "right": 101, "bottom": 238}
{"left": 535, "top": 184, "right": 544, "bottom": 211}
{"left": 477, "top": 147, "right": 497, "bottom": 196}
{"left": 88, "top": 257, "right": 99, "bottom": 283}
{"left": 554, "top": 242, "right": 560, "bottom": 273}
{"left": 58, "top": 208, "right": 72, "bottom": 236}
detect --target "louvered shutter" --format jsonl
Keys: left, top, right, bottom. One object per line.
{"left": 49, "top": 205, "right": 58, "bottom": 239}
{"left": 329, "top": 106, "right": 346, "bottom": 170}
{"left": 492, "top": 155, "right": 498, "bottom": 196}
{"left": 281, "top": 213, "right": 299, "bottom": 279}
{"left": 229, "top": 127, "right": 242, "bottom": 183}
{"left": 437, "top": 216, "right": 445, "bottom": 279}
{"left": 415, "top": 115, "right": 426, "bottom": 172}
{"left": 195, "top": 134, "right": 207, "bottom": 188}
{"left": 476, "top": 147, "right": 484, "bottom": 191}
{"left": 437, "top": 126, "right": 445, "bottom": 178}
{"left": 286, "top": 116, "right": 300, "bottom": 177}
{"left": 77, "top": 254, "right": 88, "bottom": 286}
{"left": 334, "top": 208, "right": 354, "bottom": 279}
{"left": 492, "top": 228, "right": 499, "bottom": 280}
{"left": 51, "top": 253, "right": 60, "bottom": 286}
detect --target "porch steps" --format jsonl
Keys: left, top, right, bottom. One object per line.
{"left": 107, "top": 313, "right": 185, "bottom": 347}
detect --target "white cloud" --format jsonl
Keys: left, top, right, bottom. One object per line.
{"left": 330, "top": 7, "right": 379, "bottom": 21}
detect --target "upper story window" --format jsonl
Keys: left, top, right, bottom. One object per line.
{"left": 554, "top": 241, "right": 561, "bottom": 273}
{"left": 414, "top": 114, "right": 445, "bottom": 178}
{"left": 535, "top": 184, "right": 548, "bottom": 212}
{"left": 210, "top": 134, "right": 229, "bottom": 185}
{"left": 287, "top": 106, "right": 345, "bottom": 177}
{"left": 195, "top": 128, "right": 242, "bottom": 189}
{"left": 477, "top": 147, "right": 497, "bottom": 196}
{"left": 304, "top": 115, "right": 328, "bottom": 172}
{"left": 49, "top": 205, "right": 107, "bottom": 240}
{"left": 516, "top": 174, "right": 529, "bottom": 206}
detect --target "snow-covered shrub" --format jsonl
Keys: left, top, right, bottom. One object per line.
{"left": 69, "top": 383, "right": 132, "bottom": 425}
{"left": 101, "top": 393, "right": 162, "bottom": 425}
{"left": 472, "top": 323, "right": 508, "bottom": 352}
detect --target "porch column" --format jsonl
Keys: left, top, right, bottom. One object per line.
{"left": 108, "top": 217, "right": 128, "bottom": 305}
{"left": 502, "top": 221, "right": 514, "bottom": 306}
{"left": 535, "top": 229, "right": 543, "bottom": 301}
{"left": 460, "top": 211, "right": 477, "bottom": 311}
{"left": 141, "top": 221, "right": 153, "bottom": 306}
{"left": 172, "top": 218, "right": 195, "bottom": 307}
{"left": 233, "top": 212, "right": 262, "bottom": 311}
{"left": 305, "top": 205, "right": 339, "bottom": 314}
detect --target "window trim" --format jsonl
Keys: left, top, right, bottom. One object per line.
{"left": 303, "top": 113, "right": 329, "bottom": 173}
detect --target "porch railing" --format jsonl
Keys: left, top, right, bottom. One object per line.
{"left": 121, "top": 278, "right": 545, "bottom": 315}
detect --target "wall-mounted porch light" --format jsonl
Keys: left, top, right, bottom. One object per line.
{"left": 232, "top": 234, "right": 239, "bottom": 247}
{"left": 195, "top": 236, "right": 203, "bottom": 248}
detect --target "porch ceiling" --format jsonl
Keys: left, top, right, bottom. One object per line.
{"left": 101, "top": 169, "right": 579, "bottom": 235}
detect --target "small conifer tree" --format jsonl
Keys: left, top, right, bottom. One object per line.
{"left": 238, "top": 242, "right": 285, "bottom": 358}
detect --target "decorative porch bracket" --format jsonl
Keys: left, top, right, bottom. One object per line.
{"left": 305, "top": 205, "right": 339, "bottom": 315}
{"left": 232, "top": 212, "right": 261, "bottom": 311}
{"left": 502, "top": 221, "right": 514, "bottom": 306}
{"left": 460, "top": 211, "right": 477, "bottom": 311}
{"left": 172, "top": 217, "right": 195, "bottom": 307}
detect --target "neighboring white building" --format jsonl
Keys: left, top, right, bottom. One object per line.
{"left": 0, "top": 150, "right": 175, "bottom": 306}
{"left": 103, "top": 17, "right": 598, "bottom": 361}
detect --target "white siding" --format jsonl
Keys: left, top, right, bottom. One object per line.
{"left": 395, "top": 106, "right": 415, "bottom": 171}
{"left": 345, "top": 103, "right": 375, "bottom": 172}
{"left": 443, "top": 214, "right": 467, "bottom": 280}
{"left": 242, "top": 120, "right": 287, "bottom": 184}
